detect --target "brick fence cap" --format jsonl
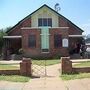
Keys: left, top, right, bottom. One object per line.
{"left": 22, "top": 57, "right": 31, "bottom": 60}
{"left": 61, "top": 57, "right": 70, "bottom": 59}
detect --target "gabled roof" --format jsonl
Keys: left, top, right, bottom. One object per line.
{"left": 7, "top": 4, "right": 84, "bottom": 33}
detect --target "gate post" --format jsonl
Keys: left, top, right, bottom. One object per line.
{"left": 20, "top": 58, "right": 32, "bottom": 76}
{"left": 61, "top": 57, "right": 72, "bottom": 74}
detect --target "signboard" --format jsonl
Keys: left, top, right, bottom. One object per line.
{"left": 62, "top": 38, "right": 68, "bottom": 47}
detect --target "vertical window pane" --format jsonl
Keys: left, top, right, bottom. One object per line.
{"left": 38, "top": 18, "right": 52, "bottom": 27}
{"left": 38, "top": 18, "right": 42, "bottom": 26}
{"left": 54, "top": 34, "right": 62, "bottom": 48}
{"left": 28, "top": 35, "right": 36, "bottom": 48}
{"left": 43, "top": 18, "right": 47, "bottom": 26}
{"left": 48, "top": 18, "right": 52, "bottom": 27}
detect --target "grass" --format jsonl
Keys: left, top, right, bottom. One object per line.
{"left": 32, "top": 59, "right": 60, "bottom": 66}
{"left": 61, "top": 61, "right": 90, "bottom": 80}
{"left": 73, "top": 61, "right": 90, "bottom": 67}
{"left": 0, "top": 75, "right": 30, "bottom": 82}
{"left": 61, "top": 73, "right": 90, "bottom": 80}
{"left": 0, "top": 64, "right": 19, "bottom": 70}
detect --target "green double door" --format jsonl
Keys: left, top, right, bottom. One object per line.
{"left": 40, "top": 27, "right": 50, "bottom": 51}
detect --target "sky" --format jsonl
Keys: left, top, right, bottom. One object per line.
{"left": 0, "top": 0, "right": 90, "bottom": 35}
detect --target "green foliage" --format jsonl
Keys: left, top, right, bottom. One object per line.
{"left": 18, "top": 48, "right": 24, "bottom": 54}
{"left": 4, "top": 26, "right": 12, "bottom": 32}
{"left": 0, "top": 29, "right": 7, "bottom": 49}
{"left": 0, "top": 27, "right": 12, "bottom": 53}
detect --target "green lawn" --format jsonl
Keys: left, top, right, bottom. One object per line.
{"left": 0, "top": 64, "right": 19, "bottom": 70}
{"left": 0, "top": 75, "right": 30, "bottom": 82}
{"left": 32, "top": 59, "right": 60, "bottom": 66}
{"left": 61, "top": 73, "right": 90, "bottom": 80}
{"left": 0, "top": 59, "right": 60, "bottom": 70}
{"left": 0, "top": 64, "right": 30, "bottom": 82}
{"left": 73, "top": 61, "right": 90, "bottom": 67}
{"left": 61, "top": 61, "right": 90, "bottom": 80}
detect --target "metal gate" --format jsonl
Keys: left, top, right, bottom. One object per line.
{"left": 32, "top": 60, "right": 47, "bottom": 77}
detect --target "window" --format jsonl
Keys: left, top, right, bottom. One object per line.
{"left": 62, "top": 38, "right": 68, "bottom": 47}
{"left": 43, "top": 18, "right": 47, "bottom": 26}
{"left": 28, "top": 35, "right": 36, "bottom": 48}
{"left": 38, "top": 18, "right": 42, "bottom": 26}
{"left": 54, "top": 34, "right": 62, "bottom": 48}
{"left": 48, "top": 18, "right": 52, "bottom": 27}
{"left": 38, "top": 18, "right": 52, "bottom": 27}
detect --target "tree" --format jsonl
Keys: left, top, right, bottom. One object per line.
{"left": 0, "top": 29, "right": 6, "bottom": 49}
{"left": 4, "top": 26, "right": 12, "bottom": 32}
{"left": 0, "top": 26, "right": 12, "bottom": 54}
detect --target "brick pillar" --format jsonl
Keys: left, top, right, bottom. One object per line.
{"left": 61, "top": 57, "right": 72, "bottom": 74}
{"left": 20, "top": 58, "right": 32, "bottom": 76}
{"left": 20, "top": 61, "right": 27, "bottom": 76}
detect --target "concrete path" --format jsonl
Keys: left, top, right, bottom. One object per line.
{"left": 23, "top": 77, "right": 66, "bottom": 90}
{"left": 0, "top": 78, "right": 90, "bottom": 90}
{"left": 64, "top": 78, "right": 90, "bottom": 90}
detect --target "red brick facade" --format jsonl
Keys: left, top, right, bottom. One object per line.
{"left": 22, "top": 28, "right": 41, "bottom": 58}
{"left": 4, "top": 5, "right": 83, "bottom": 59}
{"left": 21, "top": 28, "right": 69, "bottom": 58}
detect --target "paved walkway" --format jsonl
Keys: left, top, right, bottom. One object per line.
{"left": 0, "top": 77, "right": 90, "bottom": 90}
{"left": 0, "top": 60, "right": 90, "bottom": 90}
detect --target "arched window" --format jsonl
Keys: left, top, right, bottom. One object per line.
{"left": 62, "top": 38, "right": 68, "bottom": 47}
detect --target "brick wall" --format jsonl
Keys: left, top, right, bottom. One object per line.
{"left": 8, "top": 17, "right": 31, "bottom": 36}
{"left": 61, "top": 57, "right": 90, "bottom": 74}
{"left": 6, "top": 13, "right": 83, "bottom": 59}
{"left": 49, "top": 28, "right": 69, "bottom": 57}
{"left": 68, "top": 22, "right": 82, "bottom": 35}
{"left": 0, "top": 58, "right": 32, "bottom": 76}
{"left": 0, "top": 70, "right": 20, "bottom": 75}
{"left": 22, "top": 28, "right": 69, "bottom": 58}
{"left": 73, "top": 67, "right": 90, "bottom": 73}
{"left": 61, "top": 57, "right": 72, "bottom": 74}
{"left": 20, "top": 58, "right": 32, "bottom": 76}
{"left": 59, "top": 17, "right": 68, "bottom": 27}
{"left": 22, "top": 28, "right": 41, "bottom": 58}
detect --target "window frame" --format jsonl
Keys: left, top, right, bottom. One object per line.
{"left": 28, "top": 34, "right": 36, "bottom": 48}
{"left": 54, "top": 34, "right": 62, "bottom": 48}
{"left": 38, "top": 18, "right": 52, "bottom": 27}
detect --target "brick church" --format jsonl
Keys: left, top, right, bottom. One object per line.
{"left": 3, "top": 4, "right": 84, "bottom": 59}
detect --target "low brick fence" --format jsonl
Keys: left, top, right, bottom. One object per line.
{"left": 73, "top": 67, "right": 90, "bottom": 73}
{"left": 20, "top": 58, "right": 32, "bottom": 76}
{"left": 0, "top": 58, "right": 32, "bottom": 76}
{"left": 61, "top": 57, "right": 72, "bottom": 74}
{"left": 61, "top": 57, "right": 90, "bottom": 74}
{"left": 0, "top": 70, "right": 20, "bottom": 75}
